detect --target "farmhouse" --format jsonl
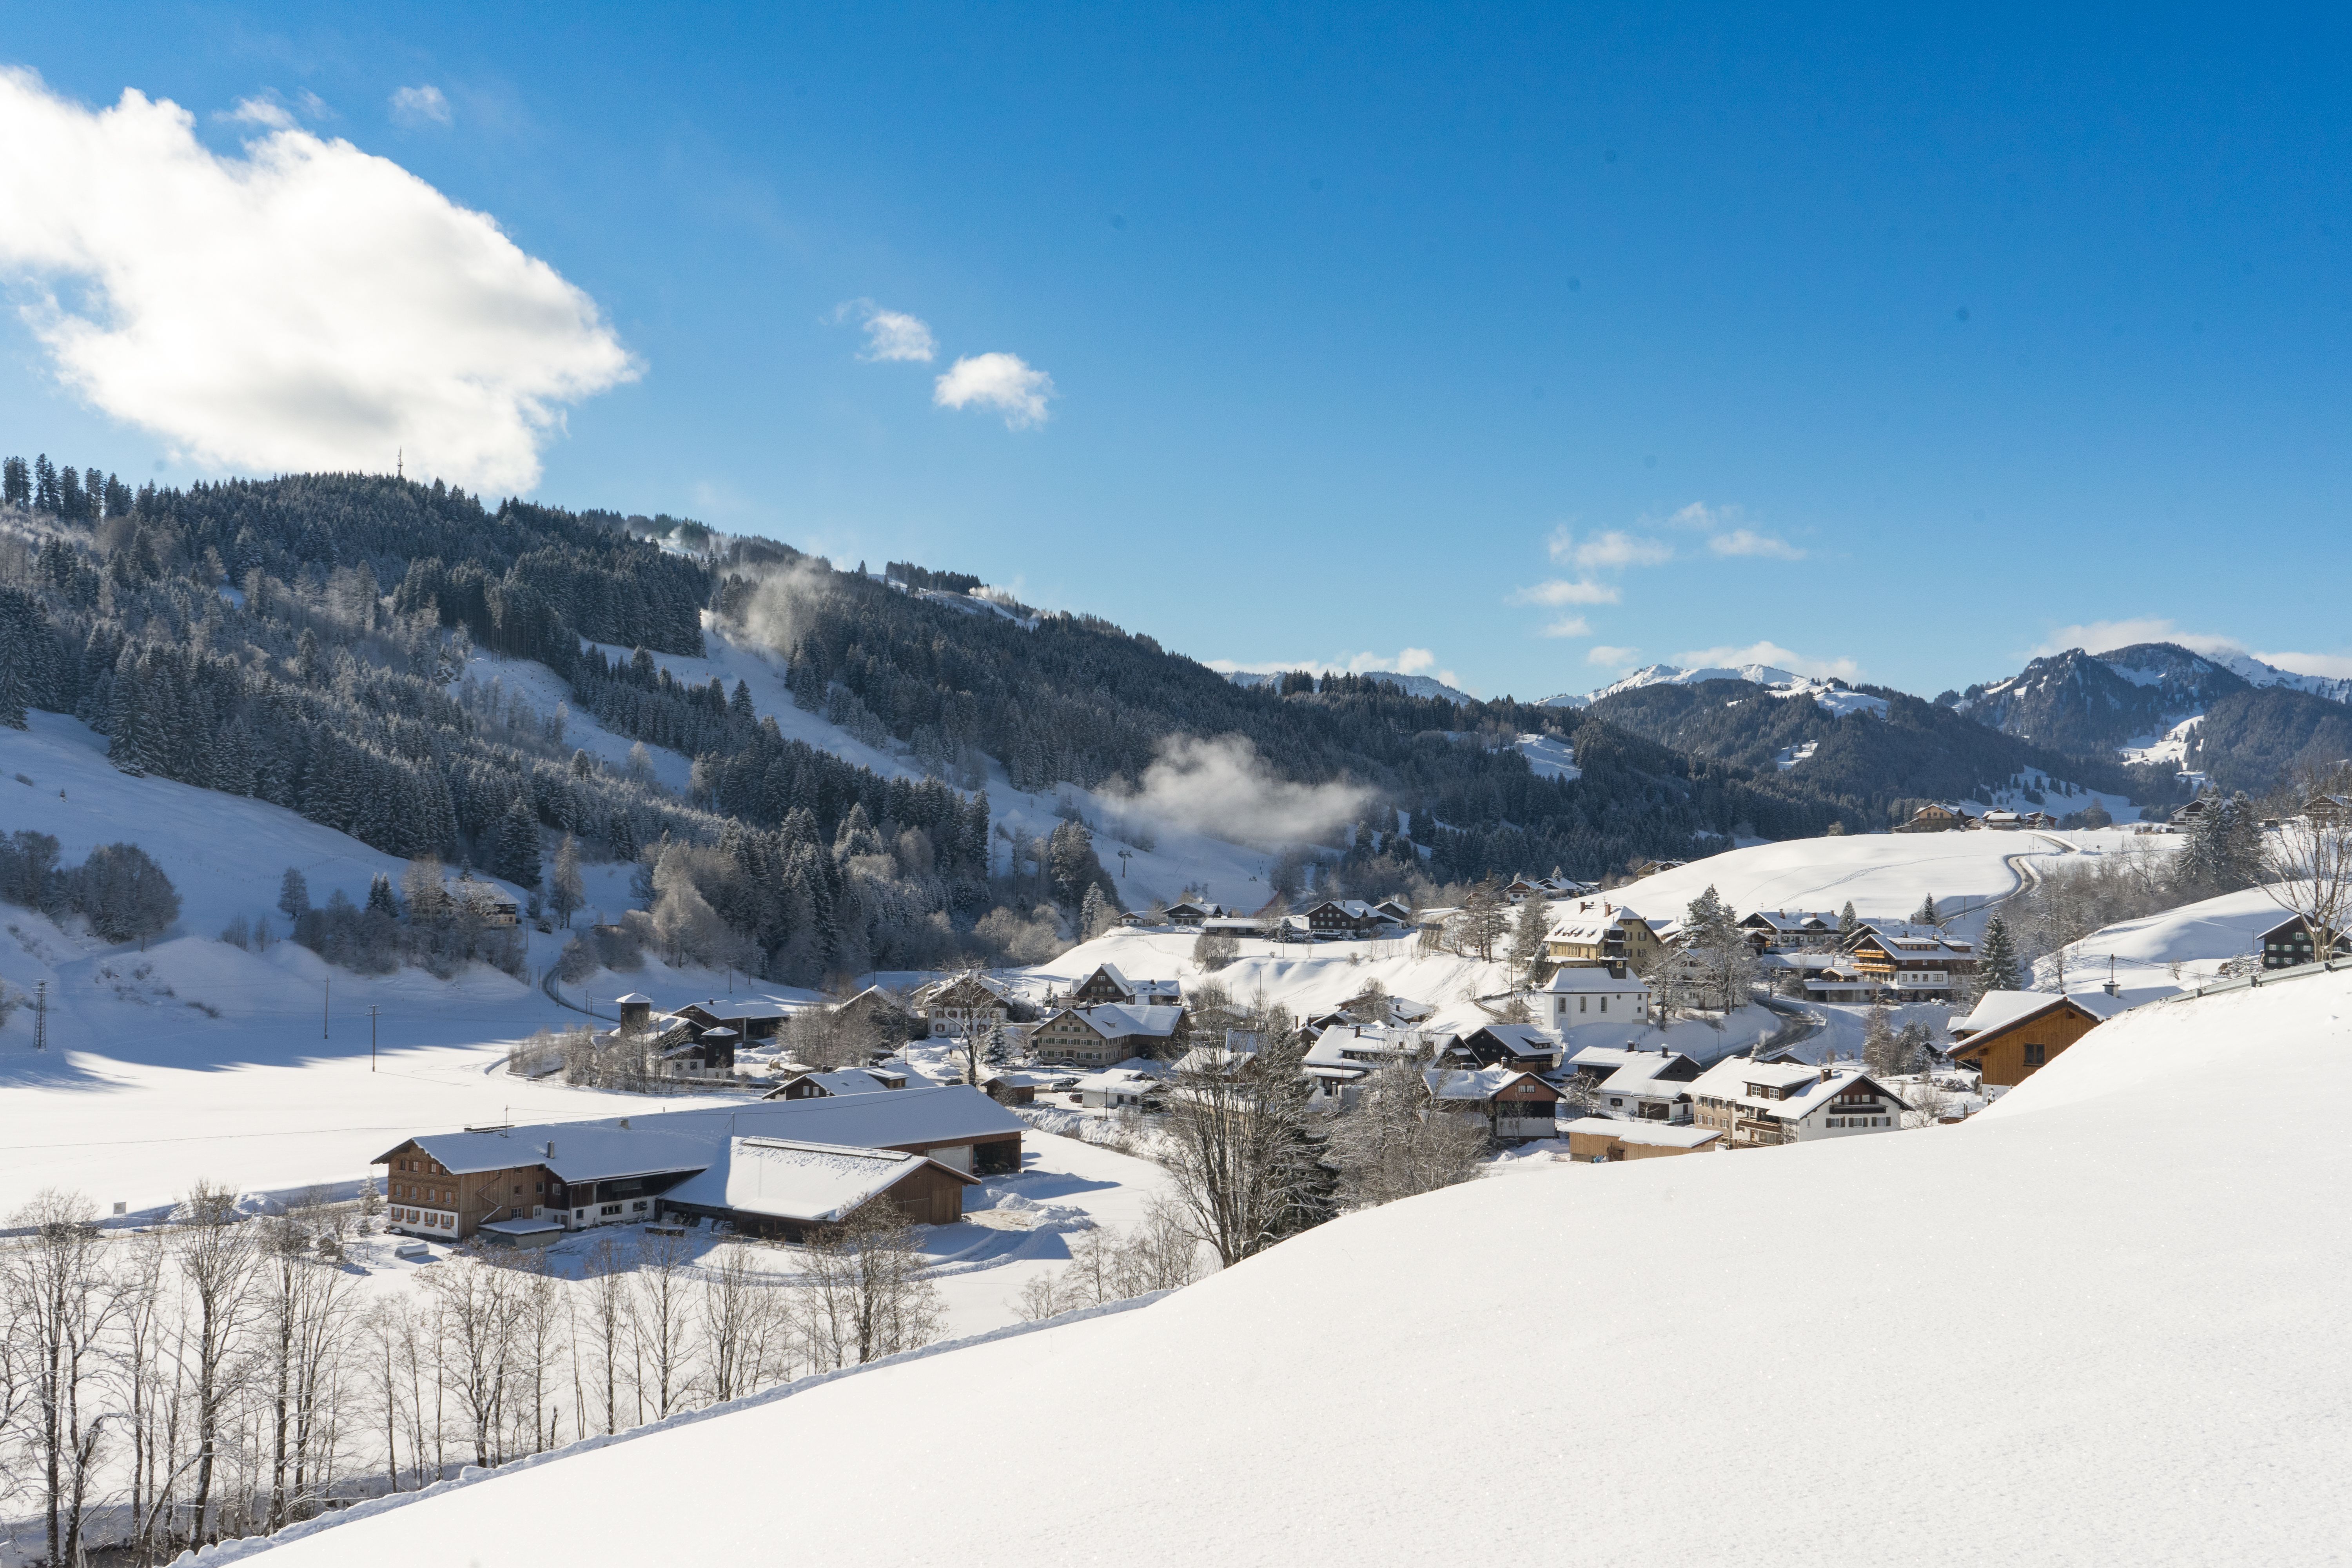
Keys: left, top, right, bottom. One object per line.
{"left": 2256, "top": 914, "right": 2352, "bottom": 971}
{"left": 673, "top": 997, "right": 791, "bottom": 1042}
{"left": 1894, "top": 803, "right": 1975, "bottom": 833}
{"left": 1032, "top": 1003, "right": 1187, "bottom": 1066}
{"left": 1444, "top": 1023, "right": 1562, "bottom": 1071}
{"left": 1946, "top": 990, "right": 2129, "bottom": 1087}
{"left": 375, "top": 1122, "right": 715, "bottom": 1242}
{"left": 914, "top": 972, "right": 1018, "bottom": 1039}
{"left": 1070, "top": 962, "right": 1183, "bottom": 1007}
{"left": 764, "top": 1068, "right": 907, "bottom": 1100}
{"left": 1737, "top": 910, "right": 1836, "bottom": 951}
{"left": 648, "top": 1026, "right": 737, "bottom": 1081}
{"left": 1163, "top": 899, "right": 1228, "bottom": 927}
{"left": 659, "top": 1138, "right": 978, "bottom": 1241}
{"left": 1298, "top": 898, "right": 1413, "bottom": 938}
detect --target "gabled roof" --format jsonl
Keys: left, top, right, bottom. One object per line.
{"left": 1559, "top": 1118, "right": 1722, "bottom": 1150}
{"left": 1948, "top": 989, "right": 2130, "bottom": 1043}
{"left": 1424, "top": 1066, "right": 1554, "bottom": 1102}
{"left": 678, "top": 997, "right": 792, "bottom": 1022}
{"left": 1043, "top": 1003, "right": 1185, "bottom": 1039}
{"left": 779, "top": 1069, "right": 897, "bottom": 1096}
{"left": 664, "top": 1137, "right": 975, "bottom": 1223}
{"left": 729, "top": 1084, "right": 1027, "bottom": 1146}
{"left": 376, "top": 1124, "right": 715, "bottom": 1185}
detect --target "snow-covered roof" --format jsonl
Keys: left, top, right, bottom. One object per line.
{"left": 1539, "top": 967, "right": 1652, "bottom": 995}
{"left": 1687, "top": 1059, "right": 1898, "bottom": 1120}
{"left": 783, "top": 1069, "right": 898, "bottom": 1096}
{"left": 1560, "top": 1118, "right": 1723, "bottom": 1149}
{"left": 1052, "top": 1003, "right": 1185, "bottom": 1039}
{"left": 613, "top": 993, "right": 652, "bottom": 1005}
{"left": 381, "top": 1123, "right": 715, "bottom": 1185}
{"left": 726, "top": 1085, "right": 1027, "bottom": 1148}
{"left": 1424, "top": 1067, "right": 1550, "bottom": 1103}
{"left": 1461, "top": 1022, "right": 1562, "bottom": 1056}
{"left": 1597, "top": 1057, "right": 1691, "bottom": 1096}
{"left": 1075, "top": 1067, "right": 1165, "bottom": 1095}
{"left": 1568, "top": 1043, "right": 1695, "bottom": 1072}
{"left": 679, "top": 997, "right": 791, "bottom": 1021}
{"left": 666, "top": 1137, "right": 974, "bottom": 1223}
{"left": 1949, "top": 989, "right": 2130, "bottom": 1040}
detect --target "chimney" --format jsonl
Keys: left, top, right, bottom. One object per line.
{"left": 2102, "top": 980, "right": 2120, "bottom": 997}
{"left": 616, "top": 994, "right": 654, "bottom": 1036}
{"left": 1819, "top": 1065, "right": 1833, "bottom": 1083}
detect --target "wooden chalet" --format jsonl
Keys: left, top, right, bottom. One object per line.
{"left": 914, "top": 973, "right": 1017, "bottom": 1039}
{"left": 1894, "top": 803, "right": 1976, "bottom": 833}
{"left": 648, "top": 1025, "right": 737, "bottom": 1081}
{"left": 374, "top": 1122, "right": 715, "bottom": 1243}
{"left": 673, "top": 997, "right": 791, "bottom": 1042}
{"left": 764, "top": 1067, "right": 908, "bottom": 1100}
{"left": 1738, "top": 909, "right": 1835, "bottom": 951}
{"left": 1946, "top": 990, "right": 2129, "bottom": 1087}
{"left": 1297, "top": 898, "right": 1412, "bottom": 938}
{"left": 1560, "top": 1119, "right": 1723, "bottom": 1162}
{"left": 1163, "top": 899, "right": 1227, "bottom": 927}
{"left": 1446, "top": 1023, "right": 1563, "bottom": 1071}
{"left": 1423, "top": 1067, "right": 1562, "bottom": 1142}
{"left": 2258, "top": 913, "right": 2352, "bottom": 971}
{"left": 1070, "top": 962, "right": 1183, "bottom": 1007}
{"left": 1031, "top": 1003, "right": 1187, "bottom": 1066}
{"left": 2303, "top": 792, "right": 2352, "bottom": 828}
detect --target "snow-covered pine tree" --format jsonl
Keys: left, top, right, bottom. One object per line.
{"left": 1913, "top": 893, "right": 1938, "bottom": 925}
{"left": 278, "top": 867, "right": 311, "bottom": 923}
{"left": 0, "top": 617, "right": 27, "bottom": 729}
{"left": 551, "top": 835, "right": 585, "bottom": 928}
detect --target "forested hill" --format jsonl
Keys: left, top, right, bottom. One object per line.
{"left": 0, "top": 465, "right": 2162, "bottom": 986}
{"left": 1586, "top": 678, "right": 2174, "bottom": 821}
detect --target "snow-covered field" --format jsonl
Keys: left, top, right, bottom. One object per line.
{"left": 234, "top": 965, "right": 2352, "bottom": 1567}
{"left": 1607, "top": 826, "right": 2174, "bottom": 940}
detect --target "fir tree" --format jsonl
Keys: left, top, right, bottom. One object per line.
{"left": 365, "top": 874, "right": 401, "bottom": 918}
{"left": 1913, "top": 893, "right": 1938, "bottom": 925}
{"left": 278, "top": 867, "right": 311, "bottom": 922}
{"left": 497, "top": 797, "right": 544, "bottom": 887}
{"left": 1978, "top": 915, "right": 2020, "bottom": 992}
{"left": 0, "top": 618, "right": 27, "bottom": 729}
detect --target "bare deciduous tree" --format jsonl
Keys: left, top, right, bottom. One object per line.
{"left": 1160, "top": 1028, "right": 1328, "bottom": 1268}
{"left": 792, "top": 1201, "right": 944, "bottom": 1371}
{"left": 1326, "top": 1060, "right": 1488, "bottom": 1210}
{"left": 2258, "top": 815, "right": 2352, "bottom": 968}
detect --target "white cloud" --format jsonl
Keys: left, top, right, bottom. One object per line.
{"left": 0, "top": 70, "right": 637, "bottom": 493}
{"left": 1565, "top": 529, "right": 1673, "bottom": 570}
{"left": 389, "top": 84, "right": 451, "bottom": 126}
{"left": 2255, "top": 650, "right": 2352, "bottom": 680}
{"left": 1665, "top": 501, "right": 1729, "bottom": 530}
{"left": 228, "top": 96, "right": 293, "bottom": 129}
{"left": 1587, "top": 644, "right": 1640, "bottom": 667}
{"left": 1103, "top": 734, "right": 1373, "bottom": 847}
{"left": 833, "top": 300, "right": 936, "bottom": 363}
{"left": 933, "top": 351, "right": 1054, "bottom": 428}
{"left": 1391, "top": 647, "right": 1436, "bottom": 675}
{"left": 1670, "top": 640, "right": 1861, "bottom": 682}
{"left": 1510, "top": 578, "right": 1620, "bottom": 607}
{"left": 1539, "top": 615, "right": 1591, "bottom": 639}
{"left": 1709, "top": 528, "right": 1804, "bottom": 560}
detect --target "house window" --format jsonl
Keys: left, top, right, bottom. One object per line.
{"left": 2025, "top": 1044, "right": 2047, "bottom": 1067}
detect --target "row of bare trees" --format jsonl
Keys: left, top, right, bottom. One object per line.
{"left": 0, "top": 1188, "right": 949, "bottom": 1563}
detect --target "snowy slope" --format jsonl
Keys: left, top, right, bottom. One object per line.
{"left": 1543, "top": 663, "right": 1888, "bottom": 719}
{"left": 240, "top": 969, "right": 2352, "bottom": 1567}
{"left": 1596, "top": 827, "right": 2175, "bottom": 938}
{"left": 2043, "top": 882, "right": 2312, "bottom": 1002}
{"left": 1225, "top": 668, "right": 1475, "bottom": 704}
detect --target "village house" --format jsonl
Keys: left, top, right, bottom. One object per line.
{"left": 1798, "top": 958, "right": 1881, "bottom": 1004}
{"left": 1031, "top": 1002, "right": 1187, "bottom": 1066}
{"left": 1946, "top": 990, "right": 2129, "bottom": 1087}
{"left": 1200, "top": 913, "right": 1277, "bottom": 939}
{"left": 2301, "top": 791, "right": 2352, "bottom": 828}
{"left": 913, "top": 972, "right": 1019, "bottom": 1040}
{"left": 1302, "top": 1023, "right": 1441, "bottom": 1105}
{"left": 2256, "top": 913, "right": 2352, "bottom": 971}
{"left": 763, "top": 1067, "right": 909, "bottom": 1100}
{"left": 658, "top": 1137, "right": 978, "bottom": 1241}
{"left": 375, "top": 1122, "right": 717, "bottom": 1242}
{"left": 1629, "top": 858, "right": 1690, "bottom": 879}
{"left": 673, "top": 997, "right": 791, "bottom": 1042}
{"left": 1503, "top": 871, "right": 1593, "bottom": 904}
{"left": 1737, "top": 910, "right": 1837, "bottom": 952}
{"left": 1423, "top": 1066, "right": 1563, "bottom": 1142}
{"left": 1298, "top": 898, "right": 1414, "bottom": 938}
{"left": 1894, "top": 802, "right": 1976, "bottom": 833}
{"left": 441, "top": 873, "right": 521, "bottom": 927}
{"left": 1534, "top": 962, "right": 1652, "bottom": 1028}
{"left": 1163, "top": 899, "right": 1228, "bottom": 927}
{"left": 648, "top": 1026, "right": 737, "bottom": 1081}
{"left": 979, "top": 1069, "right": 1067, "bottom": 1106}
{"left": 1564, "top": 1044, "right": 1702, "bottom": 1122}
{"left": 1544, "top": 901, "right": 1677, "bottom": 968}
{"left": 1844, "top": 923, "right": 1978, "bottom": 1002}
{"left": 1443, "top": 1023, "right": 1563, "bottom": 1072}
{"left": 1688, "top": 1059, "right": 1906, "bottom": 1147}
{"left": 1069, "top": 962, "right": 1183, "bottom": 1007}
{"left": 833, "top": 985, "right": 921, "bottom": 1046}
{"left": 1564, "top": 1042, "right": 1705, "bottom": 1089}
{"left": 1561, "top": 1118, "right": 1724, "bottom": 1161}
{"left": 1075, "top": 1063, "right": 1168, "bottom": 1109}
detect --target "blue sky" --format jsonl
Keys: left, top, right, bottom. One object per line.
{"left": 3, "top": 4, "right": 2350, "bottom": 701}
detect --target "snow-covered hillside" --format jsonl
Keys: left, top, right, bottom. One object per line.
{"left": 1224, "top": 668, "right": 1474, "bottom": 704}
{"left": 1595, "top": 827, "right": 2140, "bottom": 938}
{"left": 2043, "top": 882, "right": 2310, "bottom": 1002}
{"left": 235, "top": 969, "right": 2352, "bottom": 1568}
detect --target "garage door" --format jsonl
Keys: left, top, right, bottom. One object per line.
{"left": 929, "top": 1143, "right": 973, "bottom": 1173}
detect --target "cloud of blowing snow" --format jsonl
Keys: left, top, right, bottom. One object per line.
{"left": 1104, "top": 734, "right": 1372, "bottom": 847}
{"left": 0, "top": 69, "right": 636, "bottom": 492}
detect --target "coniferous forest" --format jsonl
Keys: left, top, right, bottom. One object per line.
{"left": 0, "top": 462, "right": 2164, "bottom": 985}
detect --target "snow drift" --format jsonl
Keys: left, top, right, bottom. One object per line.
{"left": 236, "top": 970, "right": 2352, "bottom": 1566}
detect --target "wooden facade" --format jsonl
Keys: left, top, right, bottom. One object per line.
{"left": 379, "top": 1144, "right": 552, "bottom": 1242}
{"left": 664, "top": 1161, "right": 973, "bottom": 1243}
{"left": 1947, "top": 998, "right": 2109, "bottom": 1087}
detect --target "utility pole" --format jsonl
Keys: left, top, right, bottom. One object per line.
{"left": 370, "top": 1005, "right": 379, "bottom": 1072}
{"left": 323, "top": 976, "right": 330, "bottom": 1040}
{"left": 32, "top": 980, "right": 45, "bottom": 1053}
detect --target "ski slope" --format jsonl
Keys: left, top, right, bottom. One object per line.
{"left": 235, "top": 968, "right": 2352, "bottom": 1567}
